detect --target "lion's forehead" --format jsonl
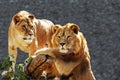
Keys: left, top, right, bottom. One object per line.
{"left": 18, "top": 20, "right": 34, "bottom": 29}
{"left": 57, "top": 29, "right": 73, "bottom": 36}
{"left": 53, "top": 26, "right": 80, "bottom": 41}
{"left": 21, "top": 17, "right": 33, "bottom": 23}
{"left": 15, "top": 19, "right": 35, "bottom": 36}
{"left": 55, "top": 31, "right": 77, "bottom": 42}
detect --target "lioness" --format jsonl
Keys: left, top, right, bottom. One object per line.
{"left": 8, "top": 10, "right": 54, "bottom": 72}
{"left": 34, "top": 23, "right": 95, "bottom": 80}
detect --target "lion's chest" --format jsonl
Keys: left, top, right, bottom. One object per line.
{"left": 17, "top": 40, "right": 31, "bottom": 53}
{"left": 55, "top": 60, "right": 79, "bottom": 76}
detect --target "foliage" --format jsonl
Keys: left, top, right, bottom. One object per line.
{"left": 0, "top": 55, "right": 14, "bottom": 70}
{"left": 0, "top": 55, "right": 35, "bottom": 80}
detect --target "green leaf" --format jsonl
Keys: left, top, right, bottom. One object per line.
{"left": 1, "top": 55, "right": 35, "bottom": 79}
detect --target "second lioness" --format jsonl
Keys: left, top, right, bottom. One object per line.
{"left": 8, "top": 10, "right": 54, "bottom": 72}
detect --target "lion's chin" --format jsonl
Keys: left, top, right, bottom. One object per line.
{"left": 59, "top": 49, "right": 68, "bottom": 53}
{"left": 59, "top": 48, "right": 68, "bottom": 54}
{"left": 57, "top": 46, "right": 68, "bottom": 53}
{"left": 24, "top": 39, "right": 33, "bottom": 43}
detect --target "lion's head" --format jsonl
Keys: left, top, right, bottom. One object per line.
{"left": 11, "top": 10, "right": 36, "bottom": 43}
{"left": 51, "top": 23, "right": 87, "bottom": 54}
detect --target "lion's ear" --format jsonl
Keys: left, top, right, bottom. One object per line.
{"left": 52, "top": 25, "right": 61, "bottom": 33}
{"left": 28, "top": 14, "right": 35, "bottom": 20}
{"left": 69, "top": 23, "right": 80, "bottom": 34}
{"left": 13, "top": 15, "right": 20, "bottom": 24}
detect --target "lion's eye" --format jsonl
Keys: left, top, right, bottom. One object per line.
{"left": 22, "top": 25, "right": 26, "bottom": 30}
{"left": 67, "top": 36, "right": 70, "bottom": 39}
{"left": 58, "top": 36, "right": 60, "bottom": 38}
{"left": 31, "top": 26, "right": 33, "bottom": 29}
{"left": 22, "top": 25, "right": 26, "bottom": 28}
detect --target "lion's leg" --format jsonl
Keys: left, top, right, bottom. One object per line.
{"left": 29, "top": 48, "right": 36, "bottom": 57}
{"left": 29, "top": 39, "right": 38, "bottom": 56}
{"left": 76, "top": 69, "right": 95, "bottom": 80}
{"left": 83, "top": 69, "right": 96, "bottom": 80}
{"left": 2, "top": 45, "right": 17, "bottom": 78}
{"left": 8, "top": 45, "right": 18, "bottom": 72}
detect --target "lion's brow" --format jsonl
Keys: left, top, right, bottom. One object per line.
{"left": 26, "top": 18, "right": 31, "bottom": 26}
{"left": 62, "top": 30, "right": 65, "bottom": 36}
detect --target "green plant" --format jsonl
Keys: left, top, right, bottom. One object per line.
{"left": 0, "top": 55, "right": 48, "bottom": 80}
{"left": 26, "top": 56, "right": 33, "bottom": 63}
{"left": 40, "top": 76, "right": 46, "bottom": 80}
{"left": 0, "top": 55, "right": 14, "bottom": 70}
{"left": 0, "top": 55, "right": 35, "bottom": 80}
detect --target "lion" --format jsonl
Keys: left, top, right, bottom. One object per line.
{"left": 7, "top": 10, "right": 54, "bottom": 72}
{"left": 33, "top": 23, "right": 96, "bottom": 80}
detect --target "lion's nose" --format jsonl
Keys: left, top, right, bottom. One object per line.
{"left": 29, "top": 33, "right": 33, "bottom": 36}
{"left": 60, "top": 43, "right": 65, "bottom": 46}
{"left": 29, "top": 30, "right": 33, "bottom": 36}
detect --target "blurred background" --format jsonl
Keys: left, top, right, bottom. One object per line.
{"left": 0, "top": 0, "right": 120, "bottom": 80}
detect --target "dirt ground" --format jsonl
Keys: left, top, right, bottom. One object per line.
{"left": 0, "top": 0, "right": 120, "bottom": 80}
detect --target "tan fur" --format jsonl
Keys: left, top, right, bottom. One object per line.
{"left": 35, "top": 23, "right": 95, "bottom": 80}
{"left": 8, "top": 10, "right": 54, "bottom": 72}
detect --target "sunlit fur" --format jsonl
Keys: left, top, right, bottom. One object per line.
{"left": 7, "top": 10, "right": 54, "bottom": 72}
{"left": 35, "top": 23, "right": 95, "bottom": 80}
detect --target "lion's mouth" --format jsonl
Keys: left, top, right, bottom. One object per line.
{"left": 23, "top": 37, "right": 32, "bottom": 40}
{"left": 23, "top": 36, "right": 34, "bottom": 43}
{"left": 59, "top": 47, "right": 68, "bottom": 53}
{"left": 23, "top": 35, "right": 34, "bottom": 40}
